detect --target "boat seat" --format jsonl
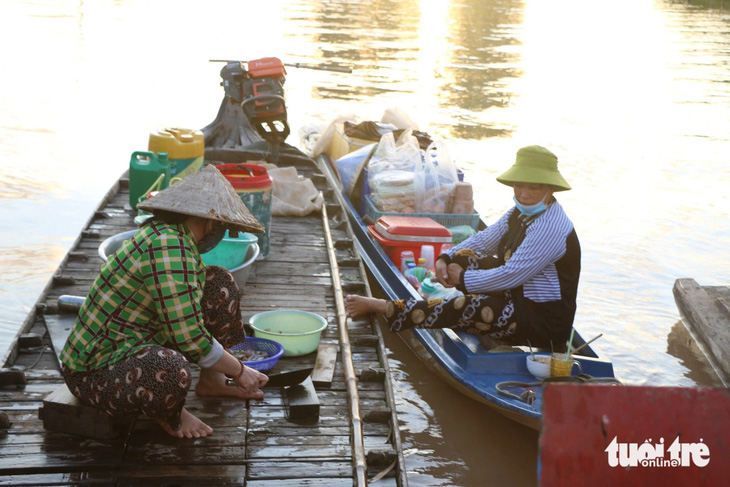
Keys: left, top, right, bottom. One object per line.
{"left": 38, "top": 384, "right": 133, "bottom": 439}
{"left": 453, "top": 331, "right": 529, "bottom": 354}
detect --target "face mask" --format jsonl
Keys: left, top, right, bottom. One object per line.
{"left": 198, "top": 223, "right": 226, "bottom": 254}
{"left": 513, "top": 195, "right": 547, "bottom": 216}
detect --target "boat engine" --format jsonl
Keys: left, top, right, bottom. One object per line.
{"left": 220, "top": 57, "right": 291, "bottom": 147}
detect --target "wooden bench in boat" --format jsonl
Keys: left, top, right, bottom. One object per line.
{"left": 39, "top": 383, "right": 133, "bottom": 440}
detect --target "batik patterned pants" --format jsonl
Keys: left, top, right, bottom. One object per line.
{"left": 62, "top": 265, "right": 245, "bottom": 430}
{"left": 386, "top": 249, "right": 517, "bottom": 341}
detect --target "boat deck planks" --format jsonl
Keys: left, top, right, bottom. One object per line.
{"left": 0, "top": 156, "right": 405, "bottom": 485}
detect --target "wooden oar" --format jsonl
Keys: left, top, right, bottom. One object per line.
{"left": 571, "top": 333, "right": 603, "bottom": 355}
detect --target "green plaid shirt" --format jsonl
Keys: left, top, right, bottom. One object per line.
{"left": 61, "top": 221, "right": 215, "bottom": 371}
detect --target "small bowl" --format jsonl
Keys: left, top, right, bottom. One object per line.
{"left": 229, "top": 337, "right": 284, "bottom": 372}
{"left": 249, "top": 310, "right": 327, "bottom": 357}
{"left": 526, "top": 354, "right": 551, "bottom": 380}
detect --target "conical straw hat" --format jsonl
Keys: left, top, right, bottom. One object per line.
{"left": 138, "top": 165, "right": 265, "bottom": 234}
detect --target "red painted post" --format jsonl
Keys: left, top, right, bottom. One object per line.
{"left": 539, "top": 385, "right": 729, "bottom": 486}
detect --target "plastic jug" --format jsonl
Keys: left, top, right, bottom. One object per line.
{"left": 148, "top": 128, "right": 205, "bottom": 179}
{"left": 129, "top": 151, "right": 171, "bottom": 209}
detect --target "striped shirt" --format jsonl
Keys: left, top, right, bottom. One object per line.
{"left": 447, "top": 200, "right": 574, "bottom": 302}
{"left": 61, "top": 221, "right": 223, "bottom": 372}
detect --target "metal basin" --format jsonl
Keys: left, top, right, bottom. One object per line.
{"left": 229, "top": 242, "right": 259, "bottom": 288}
{"left": 98, "top": 229, "right": 258, "bottom": 289}
{"left": 98, "top": 230, "right": 137, "bottom": 261}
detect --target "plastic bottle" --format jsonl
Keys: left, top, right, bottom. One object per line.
{"left": 400, "top": 250, "right": 415, "bottom": 274}
{"left": 419, "top": 278, "right": 437, "bottom": 298}
{"left": 404, "top": 263, "right": 421, "bottom": 289}
{"left": 420, "top": 277, "right": 462, "bottom": 300}
{"left": 405, "top": 262, "right": 428, "bottom": 286}
{"left": 402, "top": 259, "right": 416, "bottom": 275}
{"left": 420, "top": 245, "right": 435, "bottom": 271}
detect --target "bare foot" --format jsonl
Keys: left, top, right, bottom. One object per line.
{"left": 195, "top": 367, "right": 264, "bottom": 400}
{"left": 157, "top": 407, "right": 213, "bottom": 439}
{"left": 345, "top": 294, "right": 387, "bottom": 318}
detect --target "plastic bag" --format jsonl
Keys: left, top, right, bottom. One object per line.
{"left": 335, "top": 143, "right": 377, "bottom": 191}
{"left": 368, "top": 130, "right": 422, "bottom": 212}
{"left": 310, "top": 114, "right": 359, "bottom": 157}
{"left": 414, "top": 140, "right": 459, "bottom": 214}
{"left": 449, "top": 225, "right": 477, "bottom": 245}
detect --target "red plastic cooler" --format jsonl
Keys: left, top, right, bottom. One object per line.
{"left": 367, "top": 215, "right": 452, "bottom": 269}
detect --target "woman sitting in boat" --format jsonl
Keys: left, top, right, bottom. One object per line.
{"left": 346, "top": 145, "right": 580, "bottom": 351}
{"left": 60, "top": 165, "right": 268, "bottom": 439}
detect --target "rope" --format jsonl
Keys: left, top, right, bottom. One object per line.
{"left": 28, "top": 345, "right": 50, "bottom": 369}
{"left": 496, "top": 374, "right": 623, "bottom": 404}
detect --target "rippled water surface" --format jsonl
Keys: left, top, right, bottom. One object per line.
{"left": 1, "top": 0, "right": 729, "bottom": 485}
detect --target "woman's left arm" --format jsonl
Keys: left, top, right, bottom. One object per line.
{"left": 460, "top": 211, "right": 571, "bottom": 293}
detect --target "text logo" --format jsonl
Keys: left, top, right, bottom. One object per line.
{"left": 605, "top": 436, "right": 710, "bottom": 468}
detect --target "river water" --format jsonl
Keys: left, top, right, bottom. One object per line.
{"left": 1, "top": 0, "right": 729, "bottom": 485}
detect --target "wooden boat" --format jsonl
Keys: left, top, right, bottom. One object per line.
{"left": 673, "top": 278, "right": 730, "bottom": 386}
{"left": 201, "top": 60, "right": 621, "bottom": 431}
{"left": 315, "top": 152, "right": 620, "bottom": 430}
{"left": 0, "top": 61, "right": 409, "bottom": 485}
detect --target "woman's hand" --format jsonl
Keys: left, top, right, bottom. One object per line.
{"left": 435, "top": 258, "right": 463, "bottom": 288}
{"left": 445, "top": 263, "right": 464, "bottom": 288}
{"left": 435, "top": 258, "right": 451, "bottom": 287}
{"left": 233, "top": 363, "right": 269, "bottom": 394}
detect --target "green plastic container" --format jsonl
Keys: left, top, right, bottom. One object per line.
{"left": 249, "top": 310, "right": 327, "bottom": 357}
{"left": 201, "top": 231, "right": 258, "bottom": 269}
{"left": 217, "top": 163, "right": 273, "bottom": 258}
{"left": 129, "top": 151, "right": 170, "bottom": 209}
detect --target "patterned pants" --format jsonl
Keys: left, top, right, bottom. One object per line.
{"left": 386, "top": 249, "right": 517, "bottom": 341}
{"left": 62, "top": 265, "right": 246, "bottom": 429}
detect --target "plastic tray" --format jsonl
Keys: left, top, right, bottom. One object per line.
{"left": 365, "top": 195, "right": 480, "bottom": 230}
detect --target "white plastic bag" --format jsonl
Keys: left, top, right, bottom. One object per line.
{"left": 414, "top": 140, "right": 459, "bottom": 214}
{"left": 335, "top": 143, "right": 377, "bottom": 191}
{"left": 367, "top": 130, "right": 422, "bottom": 213}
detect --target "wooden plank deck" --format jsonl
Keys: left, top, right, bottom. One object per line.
{"left": 673, "top": 278, "right": 730, "bottom": 387}
{"left": 0, "top": 156, "right": 406, "bottom": 486}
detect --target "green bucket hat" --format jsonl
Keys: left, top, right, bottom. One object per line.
{"left": 496, "top": 145, "right": 571, "bottom": 191}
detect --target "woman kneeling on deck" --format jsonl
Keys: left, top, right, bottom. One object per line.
{"left": 60, "top": 166, "right": 268, "bottom": 439}
{"left": 347, "top": 145, "right": 581, "bottom": 351}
